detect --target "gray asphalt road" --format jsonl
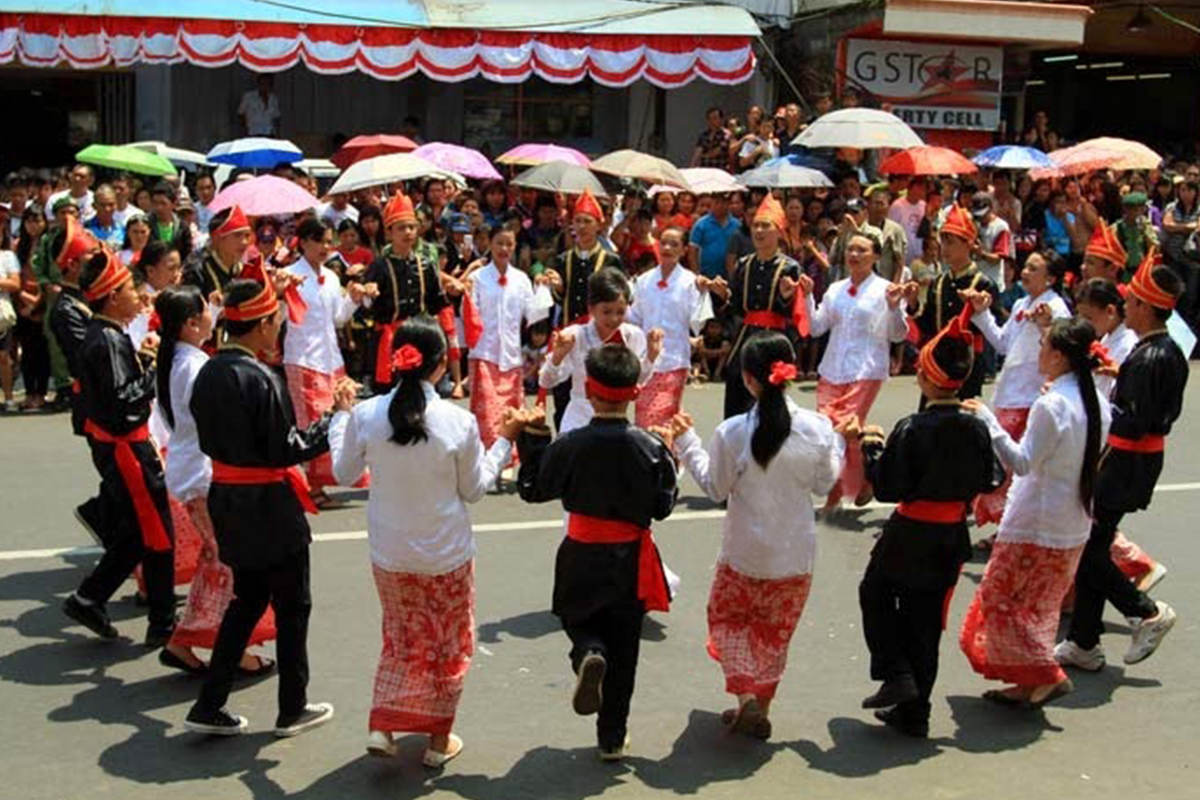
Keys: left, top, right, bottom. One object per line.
{"left": 1, "top": 372, "right": 1196, "bottom": 800}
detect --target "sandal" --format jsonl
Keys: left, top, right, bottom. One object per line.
{"left": 159, "top": 647, "right": 208, "bottom": 676}
{"left": 983, "top": 688, "right": 1026, "bottom": 707}
{"left": 237, "top": 655, "right": 277, "bottom": 677}
{"left": 309, "top": 489, "right": 349, "bottom": 510}
{"left": 1024, "top": 679, "right": 1073, "bottom": 709}
{"left": 731, "top": 698, "right": 764, "bottom": 737}
{"left": 423, "top": 733, "right": 464, "bottom": 768}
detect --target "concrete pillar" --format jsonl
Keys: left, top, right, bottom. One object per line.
{"left": 133, "top": 65, "right": 172, "bottom": 142}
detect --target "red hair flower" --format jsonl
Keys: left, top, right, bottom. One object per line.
{"left": 391, "top": 344, "right": 424, "bottom": 373}
{"left": 1088, "top": 340, "right": 1114, "bottom": 370}
{"left": 768, "top": 361, "right": 798, "bottom": 386}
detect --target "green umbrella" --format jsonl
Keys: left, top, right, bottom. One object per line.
{"left": 75, "top": 144, "right": 176, "bottom": 177}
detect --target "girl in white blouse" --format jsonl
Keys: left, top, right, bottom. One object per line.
{"left": 664, "top": 332, "right": 845, "bottom": 740}
{"left": 964, "top": 250, "right": 1072, "bottom": 528}
{"left": 960, "top": 318, "right": 1111, "bottom": 708}
{"left": 330, "top": 315, "right": 527, "bottom": 768}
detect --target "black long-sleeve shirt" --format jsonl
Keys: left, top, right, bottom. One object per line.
{"left": 363, "top": 251, "right": 448, "bottom": 324}
{"left": 78, "top": 316, "right": 156, "bottom": 436}
{"left": 518, "top": 417, "right": 677, "bottom": 621}
{"left": 552, "top": 244, "right": 623, "bottom": 327}
{"left": 183, "top": 249, "right": 243, "bottom": 299}
{"left": 191, "top": 346, "right": 331, "bottom": 569}
{"left": 48, "top": 284, "right": 92, "bottom": 435}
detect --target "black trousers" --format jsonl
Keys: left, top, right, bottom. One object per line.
{"left": 561, "top": 600, "right": 644, "bottom": 750}
{"left": 859, "top": 572, "right": 949, "bottom": 723}
{"left": 195, "top": 547, "right": 311, "bottom": 720}
{"left": 16, "top": 316, "right": 50, "bottom": 396}
{"left": 77, "top": 439, "right": 175, "bottom": 630}
{"left": 1068, "top": 505, "right": 1158, "bottom": 649}
{"left": 552, "top": 378, "right": 572, "bottom": 434}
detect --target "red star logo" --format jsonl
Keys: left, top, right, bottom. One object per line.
{"left": 920, "top": 51, "right": 969, "bottom": 90}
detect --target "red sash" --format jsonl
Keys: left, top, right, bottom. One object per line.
{"left": 374, "top": 320, "right": 404, "bottom": 384}
{"left": 1107, "top": 433, "right": 1165, "bottom": 453}
{"left": 896, "top": 500, "right": 968, "bottom": 523}
{"left": 211, "top": 462, "right": 319, "bottom": 514}
{"left": 566, "top": 513, "right": 670, "bottom": 613}
{"left": 83, "top": 421, "right": 171, "bottom": 551}
{"left": 743, "top": 310, "right": 788, "bottom": 330}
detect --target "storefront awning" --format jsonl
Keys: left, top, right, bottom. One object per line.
{"left": 884, "top": 0, "right": 1092, "bottom": 46}
{"left": 0, "top": 1, "right": 759, "bottom": 86}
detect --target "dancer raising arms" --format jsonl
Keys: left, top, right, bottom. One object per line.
{"left": 662, "top": 332, "right": 844, "bottom": 740}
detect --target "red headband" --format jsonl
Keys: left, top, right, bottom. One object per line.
{"left": 223, "top": 280, "right": 280, "bottom": 322}
{"left": 1085, "top": 222, "right": 1127, "bottom": 268}
{"left": 57, "top": 216, "right": 97, "bottom": 268}
{"left": 585, "top": 376, "right": 639, "bottom": 403}
{"left": 1127, "top": 248, "right": 1177, "bottom": 310}
{"left": 214, "top": 205, "right": 251, "bottom": 238}
{"left": 917, "top": 303, "right": 975, "bottom": 391}
{"left": 82, "top": 248, "right": 132, "bottom": 302}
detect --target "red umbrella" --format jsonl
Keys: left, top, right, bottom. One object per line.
{"left": 330, "top": 134, "right": 419, "bottom": 170}
{"left": 879, "top": 146, "right": 978, "bottom": 176}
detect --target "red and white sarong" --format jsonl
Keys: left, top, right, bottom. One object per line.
{"left": 706, "top": 562, "right": 812, "bottom": 702}
{"left": 972, "top": 407, "right": 1030, "bottom": 526}
{"left": 170, "top": 499, "right": 277, "bottom": 650}
{"left": 635, "top": 368, "right": 688, "bottom": 430}
{"left": 816, "top": 378, "right": 883, "bottom": 505}
{"left": 468, "top": 359, "right": 524, "bottom": 454}
{"left": 135, "top": 493, "right": 201, "bottom": 594}
{"left": 960, "top": 540, "right": 1082, "bottom": 687}
{"left": 285, "top": 363, "right": 341, "bottom": 488}
{"left": 1112, "top": 531, "right": 1157, "bottom": 581}
{"left": 369, "top": 560, "right": 475, "bottom": 736}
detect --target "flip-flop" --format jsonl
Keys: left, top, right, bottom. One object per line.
{"left": 982, "top": 689, "right": 1025, "bottom": 708}
{"left": 423, "top": 734, "right": 463, "bottom": 768}
{"left": 1024, "top": 680, "right": 1073, "bottom": 710}
{"left": 158, "top": 648, "right": 208, "bottom": 676}
{"left": 238, "top": 656, "right": 277, "bottom": 678}
{"left": 731, "top": 698, "right": 763, "bottom": 737}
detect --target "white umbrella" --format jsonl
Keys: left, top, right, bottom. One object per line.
{"left": 591, "top": 149, "right": 688, "bottom": 189}
{"left": 791, "top": 108, "right": 923, "bottom": 150}
{"left": 127, "top": 141, "right": 212, "bottom": 170}
{"left": 296, "top": 158, "right": 341, "bottom": 179}
{"left": 739, "top": 162, "right": 833, "bottom": 190}
{"left": 328, "top": 153, "right": 462, "bottom": 195}
{"left": 679, "top": 167, "right": 743, "bottom": 195}
{"left": 511, "top": 162, "right": 609, "bottom": 198}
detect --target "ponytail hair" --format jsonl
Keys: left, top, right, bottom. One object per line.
{"left": 1045, "top": 318, "right": 1103, "bottom": 510}
{"left": 387, "top": 315, "right": 447, "bottom": 446}
{"left": 740, "top": 331, "right": 795, "bottom": 468}
{"left": 1078, "top": 277, "right": 1125, "bottom": 319}
{"left": 153, "top": 285, "right": 205, "bottom": 429}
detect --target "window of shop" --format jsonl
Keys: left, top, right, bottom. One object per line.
{"left": 462, "top": 78, "right": 594, "bottom": 154}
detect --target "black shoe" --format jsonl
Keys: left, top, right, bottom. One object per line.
{"left": 73, "top": 499, "right": 111, "bottom": 548}
{"left": 134, "top": 592, "right": 186, "bottom": 608}
{"left": 184, "top": 706, "right": 248, "bottom": 736}
{"left": 862, "top": 675, "right": 919, "bottom": 709}
{"left": 159, "top": 647, "right": 208, "bottom": 676}
{"left": 145, "top": 623, "right": 176, "bottom": 648}
{"left": 573, "top": 652, "right": 606, "bottom": 716}
{"left": 873, "top": 707, "right": 929, "bottom": 738}
{"left": 274, "top": 702, "right": 335, "bottom": 738}
{"left": 62, "top": 595, "right": 118, "bottom": 639}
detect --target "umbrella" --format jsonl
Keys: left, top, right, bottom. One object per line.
{"left": 496, "top": 143, "right": 591, "bottom": 168}
{"left": 511, "top": 162, "right": 608, "bottom": 198}
{"left": 327, "top": 153, "right": 460, "bottom": 195}
{"left": 591, "top": 149, "right": 688, "bottom": 189}
{"left": 330, "top": 134, "right": 419, "bottom": 170}
{"left": 1030, "top": 144, "right": 1123, "bottom": 180}
{"left": 679, "top": 167, "right": 743, "bottom": 194}
{"left": 207, "top": 137, "right": 304, "bottom": 169}
{"left": 1074, "top": 137, "right": 1163, "bottom": 171}
{"left": 208, "top": 175, "right": 317, "bottom": 216}
{"left": 879, "top": 146, "right": 977, "bottom": 176}
{"left": 412, "top": 142, "right": 502, "bottom": 181}
{"left": 75, "top": 144, "right": 175, "bottom": 177}
{"left": 296, "top": 159, "right": 341, "bottom": 179}
{"left": 739, "top": 161, "right": 833, "bottom": 190}
{"left": 791, "top": 108, "right": 923, "bottom": 150}
{"left": 971, "top": 145, "right": 1055, "bottom": 171}
{"left": 126, "top": 141, "right": 211, "bottom": 171}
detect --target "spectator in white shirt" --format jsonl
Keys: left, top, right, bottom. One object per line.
{"left": 45, "top": 164, "right": 94, "bottom": 222}
{"left": 889, "top": 178, "right": 928, "bottom": 264}
{"left": 281, "top": 218, "right": 370, "bottom": 504}
{"left": 319, "top": 193, "right": 359, "bottom": 229}
{"left": 805, "top": 227, "right": 910, "bottom": 510}
{"left": 111, "top": 173, "right": 134, "bottom": 229}
{"left": 665, "top": 333, "right": 845, "bottom": 738}
{"left": 329, "top": 316, "right": 533, "bottom": 765}
{"left": 193, "top": 173, "right": 217, "bottom": 233}
{"left": 237, "top": 74, "right": 281, "bottom": 137}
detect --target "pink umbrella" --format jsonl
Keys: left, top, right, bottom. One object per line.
{"left": 413, "top": 142, "right": 502, "bottom": 181}
{"left": 330, "top": 134, "right": 419, "bottom": 170}
{"left": 209, "top": 175, "right": 317, "bottom": 216}
{"left": 1029, "top": 144, "right": 1123, "bottom": 180}
{"left": 496, "top": 143, "right": 591, "bottom": 168}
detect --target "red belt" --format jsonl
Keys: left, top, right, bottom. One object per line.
{"left": 1107, "top": 433, "right": 1165, "bottom": 453}
{"left": 743, "top": 310, "right": 788, "bottom": 330}
{"left": 566, "top": 513, "right": 670, "bottom": 613}
{"left": 211, "top": 462, "right": 319, "bottom": 514}
{"left": 71, "top": 379, "right": 81, "bottom": 394}
{"left": 374, "top": 320, "right": 404, "bottom": 384}
{"left": 897, "top": 500, "right": 968, "bottom": 523}
{"left": 84, "top": 421, "right": 171, "bottom": 551}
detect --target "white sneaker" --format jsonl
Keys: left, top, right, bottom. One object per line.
{"left": 1125, "top": 601, "right": 1177, "bottom": 665}
{"left": 1054, "top": 639, "right": 1106, "bottom": 672}
{"left": 367, "top": 730, "right": 397, "bottom": 758}
{"left": 1136, "top": 563, "right": 1168, "bottom": 595}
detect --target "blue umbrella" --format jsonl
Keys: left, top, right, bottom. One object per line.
{"left": 972, "top": 145, "right": 1054, "bottom": 170}
{"left": 206, "top": 137, "right": 303, "bottom": 169}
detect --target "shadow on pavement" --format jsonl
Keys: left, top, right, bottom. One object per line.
{"left": 788, "top": 716, "right": 942, "bottom": 777}
{"left": 628, "top": 709, "right": 784, "bottom": 793}
{"left": 476, "top": 609, "right": 559, "bottom": 644}
{"left": 943, "top": 694, "right": 1058, "bottom": 752}
{"left": 436, "top": 745, "right": 630, "bottom": 800}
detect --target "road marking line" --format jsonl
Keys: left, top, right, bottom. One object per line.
{"left": 3, "top": 482, "right": 1199, "bottom": 563}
